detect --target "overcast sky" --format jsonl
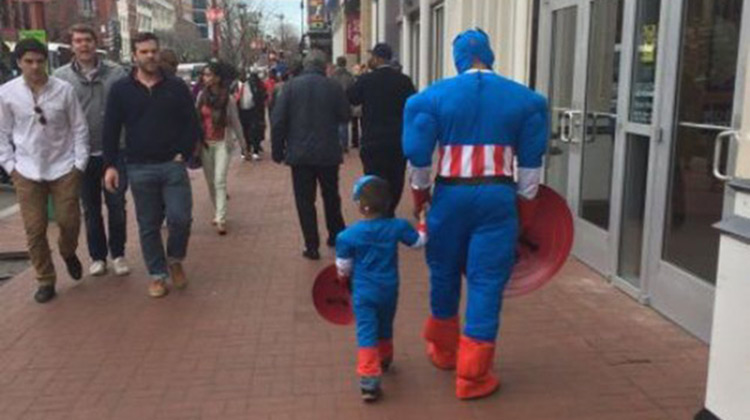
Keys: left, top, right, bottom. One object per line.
{"left": 262, "top": 0, "right": 306, "bottom": 35}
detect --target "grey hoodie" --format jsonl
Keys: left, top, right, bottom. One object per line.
{"left": 54, "top": 60, "right": 127, "bottom": 155}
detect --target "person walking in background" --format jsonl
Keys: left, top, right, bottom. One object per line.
{"left": 271, "top": 50, "right": 350, "bottom": 260}
{"left": 330, "top": 56, "right": 355, "bottom": 153}
{"left": 158, "top": 49, "right": 179, "bottom": 77}
{"left": 235, "top": 73, "right": 255, "bottom": 161}
{"left": 349, "top": 44, "right": 416, "bottom": 217}
{"left": 263, "top": 70, "right": 277, "bottom": 107}
{"left": 246, "top": 72, "right": 267, "bottom": 160}
{"left": 350, "top": 64, "right": 364, "bottom": 149}
{"left": 103, "top": 32, "right": 200, "bottom": 298}
{"left": 55, "top": 24, "right": 129, "bottom": 278}
{"left": 0, "top": 39, "right": 89, "bottom": 303}
{"left": 196, "top": 62, "right": 246, "bottom": 235}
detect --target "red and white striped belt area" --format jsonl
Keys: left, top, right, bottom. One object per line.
{"left": 437, "top": 144, "right": 515, "bottom": 178}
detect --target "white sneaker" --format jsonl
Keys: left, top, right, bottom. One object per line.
{"left": 252, "top": 153, "right": 261, "bottom": 161}
{"left": 112, "top": 257, "right": 131, "bottom": 276}
{"left": 89, "top": 260, "right": 107, "bottom": 276}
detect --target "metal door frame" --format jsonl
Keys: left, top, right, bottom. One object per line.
{"left": 538, "top": 0, "right": 630, "bottom": 278}
{"left": 645, "top": 0, "right": 750, "bottom": 342}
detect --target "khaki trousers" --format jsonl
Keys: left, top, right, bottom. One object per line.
{"left": 12, "top": 169, "right": 82, "bottom": 285}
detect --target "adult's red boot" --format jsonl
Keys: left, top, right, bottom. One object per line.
{"left": 423, "top": 316, "right": 459, "bottom": 370}
{"left": 456, "top": 335, "right": 500, "bottom": 399}
{"left": 378, "top": 339, "right": 394, "bottom": 371}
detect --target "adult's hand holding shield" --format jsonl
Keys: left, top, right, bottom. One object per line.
{"left": 505, "top": 185, "right": 574, "bottom": 297}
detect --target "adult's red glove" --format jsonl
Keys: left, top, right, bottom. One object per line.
{"left": 412, "top": 187, "right": 432, "bottom": 219}
{"left": 517, "top": 196, "right": 539, "bottom": 235}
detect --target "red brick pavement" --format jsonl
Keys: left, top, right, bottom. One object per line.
{"left": 0, "top": 154, "right": 708, "bottom": 419}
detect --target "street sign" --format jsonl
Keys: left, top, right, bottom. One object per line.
{"left": 308, "top": 0, "right": 328, "bottom": 32}
{"left": 18, "top": 30, "right": 47, "bottom": 45}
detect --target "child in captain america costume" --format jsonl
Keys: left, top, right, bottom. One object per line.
{"left": 335, "top": 175, "right": 427, "bottom": 402}
{"left": 402, "top": 28, "right": 549, "bottom": 399}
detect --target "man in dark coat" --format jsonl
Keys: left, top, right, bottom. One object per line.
{"left": 271, "top": 49, "right": 350, "bottom": 260}
{"left": 348, "top": 43, "right": 417, "bottom": 217}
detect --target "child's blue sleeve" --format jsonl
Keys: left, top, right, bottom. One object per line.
{"left": 335, "top": 230, "right": 355, "bottom": 278}
{"left": 398, "top": 219, "right": 422, "bottom": 248}
{"left": 335, "top": 230, "right": 355, "bottom": 259}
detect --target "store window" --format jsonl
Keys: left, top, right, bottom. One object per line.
{"left": 430, "top": 3, "right": 445, "bottom": 83}
{"left": 663, "top": 0, "right": 743, "bottom": 283}
{"left": 629, "top": 0, "right": 661, "bottom": 124}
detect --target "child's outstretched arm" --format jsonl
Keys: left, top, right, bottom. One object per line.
{"left": 401, "top": 213, "right": 428, "bottom": 249}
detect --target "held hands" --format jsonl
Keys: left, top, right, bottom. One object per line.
{"left": 103, "top": 167, "right": 119, "bottom": 193}
{"left": 417, "top": 209, "right": 427, "bottom": 233}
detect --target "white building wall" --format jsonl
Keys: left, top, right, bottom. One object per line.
{"left": 331, "top": 10, "right": 345, "bottom": 63}
{"left": 117, "top": 0, "right": 131, "bottom": 61}
{"left": 136, "top": 1, "right": 153, "bottom": 33}
{"left": 704, "top": 37, "right": 750, "bottom": 420}
{"left": 151, "top": 0, "right": 176, "bottom": 32}
{"left": 395, "top": 0, "right": 535, "bottom": 90}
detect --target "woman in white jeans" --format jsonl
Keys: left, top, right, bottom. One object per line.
{"left": 196, "top": 62, "right": 246, "bottom": 235}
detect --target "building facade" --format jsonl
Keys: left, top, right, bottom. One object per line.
{"left": 193, "top": 0, "right": 209, "bottom": 39}
{"left": 151, "top": 0, "right": 177, "bottom": 32}
{"left": 365, "top": 0, "right": 750, "bottom": 350}
{"left": 136, "top": 0, "right": 153, "bottom": 32}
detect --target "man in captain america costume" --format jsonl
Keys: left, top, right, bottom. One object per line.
{"left": 402, "top": 28, "right": 549, "bottom": 400}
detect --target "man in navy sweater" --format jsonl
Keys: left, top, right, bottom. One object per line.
{"left": 102, "top": 32, "right": 200, "bottom": 298}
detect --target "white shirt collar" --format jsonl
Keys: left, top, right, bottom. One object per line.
{"left": 464, "top": 69, "right": 494, "bottom": 74}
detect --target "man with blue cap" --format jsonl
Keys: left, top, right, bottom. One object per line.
{"left": 403, "top": 28, "right": 549, "bottom": 399}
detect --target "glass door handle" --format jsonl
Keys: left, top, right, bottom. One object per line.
{"left": 713, "top": 130, "right": 738, "bottom": 182}
{"left": 564, "top": 110, "right": 583, "bottom": 143}
{"left": 559, "top": 110, "right": 572, "bottom": 143}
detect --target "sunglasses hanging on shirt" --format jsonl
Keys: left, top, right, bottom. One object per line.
{"left": 33, "top": 106, "right": 47, "bottom": 125}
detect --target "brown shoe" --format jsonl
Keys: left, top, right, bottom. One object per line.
{"left": 148, "top": 279, "right": 169, "bottom": 298}
{"left": 216, "top": 222, "right": 227, "bottom": 235}
{"left": 170, "top": 262, "right": 188, "bottom": 290}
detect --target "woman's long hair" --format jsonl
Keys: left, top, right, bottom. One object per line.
{"left": 198, "top": 62, "right": 231, "bottom": 130}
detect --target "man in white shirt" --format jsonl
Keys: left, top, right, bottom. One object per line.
{"left": 0, "top": 39, "right": 90, "bottom": 303}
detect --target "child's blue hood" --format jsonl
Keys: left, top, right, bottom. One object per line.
{"left": 453, "top": 29, "right": 495, "bottom": 74}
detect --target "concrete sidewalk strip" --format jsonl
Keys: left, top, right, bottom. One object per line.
{"left": 0, "top": 156, "right": 707, "bottom": 419}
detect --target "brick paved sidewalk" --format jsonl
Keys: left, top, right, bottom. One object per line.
{"left": 0, "top": 154, "right": 708, "bottom": 420}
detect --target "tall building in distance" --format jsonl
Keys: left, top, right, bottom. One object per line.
{"left": 193, "top": 0, "right": 208, "bottom": 39}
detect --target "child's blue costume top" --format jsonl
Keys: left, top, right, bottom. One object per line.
{"left": 402, "top": 29, "right": 549, "bottom": 342}
{"left": 336, "top": 218, "right": 421, "bottom": 348}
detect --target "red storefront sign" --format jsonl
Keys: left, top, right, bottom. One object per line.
{"left": 346, "top": 13, "right": 361, "bottom": 54}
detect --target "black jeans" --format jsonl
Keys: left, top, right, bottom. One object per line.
{"left": 351, "top": 117, "right": 360, "bottom": 148}
{"left": 291, "top": 165, "right": 346, "bottom": 251}
{"left": 239, "top": 109, "right": 254, "bottom": 154}
{"left": 360, "top": 147, "right": 407, "bottom": 217}
{"left": 80, "top": 156, "right": 128, "bottom": 261}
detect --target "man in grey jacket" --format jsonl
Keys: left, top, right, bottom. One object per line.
{"left": 271, "top": 50, "right": 350, "bottom": 260}
{"left": 54, "top": 24, "right": 129, "bottom": 277}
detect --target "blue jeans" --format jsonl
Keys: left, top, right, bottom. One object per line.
{"left": 127, "top": 162, "right": 193, "bottom": 279}
{"left": 80, "top": 156, "right": 128, "bottom": 261}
